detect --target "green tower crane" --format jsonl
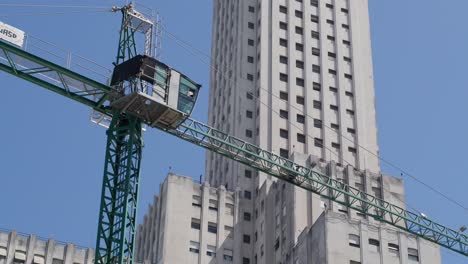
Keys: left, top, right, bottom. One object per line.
{"left": 0, "top": 3, "right": 466, "bottom": 264}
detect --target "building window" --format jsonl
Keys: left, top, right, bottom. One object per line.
{"left": 330, "top": 104, "right": 338, "bottom": 111}
{"left": 279, "top": 110, "right": 288, "bottom": 119}
{"left": 350, "top": 261, "right": 361, "bottom": 264}
{"left": 311, "top": 0, "right": 318, "bottom": 7}
{"left": 192, "top": 195, "right": 201, "bottom": 207}
{"left": 280, "top": 129, "right": 289, "bottom": 139}
{"left": 311, "top": 31, "right": 320, "bottom": 39}
{"left": 248, "top": 22, "right": 255, "bottom": 29}
{"left": 297, "top": 133, "right": 306, "bottom": 143}
{"left": 388, "top": 243, "right": 400, "bottom": 255}
{"left": 51, "top": 259, "right": 62, "bottom": 264}
{"left": 408, "top": 248, "right": 419, "bottom": 262}
{"left": 349, "top": 147, "right": 357, "bottom": 153}
{"left": 280, "top": 73, "right": 288, "bottom": 82}
{"left": 341, "top": 8, "right": 349, "bottom": 14}
{"left": 295, "top": 10, "right": 303, "bottom": 18}
{"left": 245, "top": 169, "right": 252, "bottom": 178}
{"left": 226, "top": 203, "right": 234, "bottom": 215}
{"left": 312, "top": 65, "right": 321, "bottom": 73}
{"left": 369, "top": 239, "right": 380, "bottom": 251}
{"left": 280, "top": 91, "right": 288, "bottom": 100}
{"left": 248, "top": 39, "right": 254, "bottom": 46}
{"left": 326, "top": 3, "right": 334, "bottom": 9}
{"left": 314, "top": 138, "right": 323, "bottom": 148}
{"left": 348, "top": 234, "right": 360, "bottom": 248}
{"left": 244, "top": 190, "right": 252, "bottom": 200}
{"left": 345, "top": 73, "right": 353, "bottom": 80}
{"left": 280, "top": 55, "right": 288, "bottom": 64}
{"left": 295, "top": 26, "right": 303, "bottom": 35}
{"left": 243, "top": 234, "right": 251, "bottom": 244}
{"left": 343, "top": 39, "right": 351, "bottom": 46}
{"left": 206, "top": 245, "right": 216, "bottom": 257}
{"left": 209, "top": 199, "right": 218, "bottom": 211}
{"left": 279, "top": 21, "right": 287, "bottom": 30}
{"left": 347, "top": 109, "right": 355, "bottom": 116}
{"left": 247, "top": 92, "right": 254, "bottom": 99}
{"left": 274, "top": 238, "right": 280, "bottom": 251}
{"left": 280, "top": 38, "right": 288, "bottom": 48}
{"left": 247, "top": 74, "right": 254, "bottom": 81}
{"left": 327, "top": 35, "right": 335, "bottom": 41}
{"left": 223, "top": 249, "right": 233, "bottom": 262}
{"left": 311, "top": 15, "right": 319, "bottom": 23}
{"left": 279, "top": 5, "right": 287, "bottom": 13}
{"left": 243, "top": 257, "right": 250, "bottom": 264}
{"left": 312, "top": 47, "right": 320, "bottom": 56}
{"left": 246, "top": 129, "right": 253, "bottom": 138}
{"left": 297, "top": 114, "right": 305, "bottom": 124}
{"left": 208, "top": 222, "right": 218, "bottom": 234}
{"left": 246, "top": 110, "right": 253, "bottom": 118}
{"left": 296, "top": 96, "right": 305, "bottom": 105}
{"left": 191, "top": 218, "right": 201, "bottom": 230}
{"left": 189, "top": 241, "right": 200, "bottom": 253}
{"left": 295, "top": 43, "right": 304, "bottom": 51}
{"left": 332, "top": 142, "right": 340, "bottom": 149}
{"left": 296, "top": 60, "right": 304, "bottom": 69}
{"left": 313, "top": 100, "right": 322, "bottom": 109}
{"left": 247, "top": 56, "right": 254, "bottom": 63}
{"left": 314, "top": 119, "right": 322, "bottom": 128}
{"left": 326, "top": 19, "right": 334, "bottom": 25}
{"left": 279, "top": 148, "right": 289, "bottom": 158}
{"left": 313, "top": 82, "right": 321, "bottom": 91}
{"left": 345, "top": 91, "right": 354, "bottom": 97}
{"left": 329, "top": 69, "right": 337, "bottom": 75}
{"left": 244, "top": 212, "right": 251, "bottom": 221}
{"left": 248, "top": 6, "right": 255, "bottom": 13}
{"left": 344, "top": 56, "right": 352, "bottom": 62}
{"left": 296, "top": 78, "right": 305, "bottom": 87}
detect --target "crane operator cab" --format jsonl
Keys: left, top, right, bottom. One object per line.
{"left": 109, "top": 55, "right": 201, "bottom": 129}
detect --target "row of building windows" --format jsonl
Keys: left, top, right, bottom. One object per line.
{"left": 189, "top": 242, "right": 233, "bottom": 261}
{"left": 279, "top": 53, "right": 352, "bottom": 66}
{"left": 348, "top": 234, "right": 420, "bottom": 261}
{"left": 279, "top": 2, "right": 347, "bottom": 15}
{"left": 191, "top": 196, "right": 236, "bottom": 218}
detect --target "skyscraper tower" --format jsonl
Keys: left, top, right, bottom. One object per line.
{"left": 204, "top": 0, "right": 440, "bottom": 263}
{"left": 206, "top": 0, "right": 380, "bottom": 192}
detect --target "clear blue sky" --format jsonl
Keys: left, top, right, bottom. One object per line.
{"left": 0, "top": 1, "right": 467, "bottom": 263}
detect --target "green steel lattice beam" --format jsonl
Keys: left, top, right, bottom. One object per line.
{"left": 95, "top": 113, "right": 143, "bottom": 264}
{"left": 157, "top": 118, "right": 468, "bottom": 257}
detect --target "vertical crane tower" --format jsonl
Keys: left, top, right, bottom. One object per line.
{"left": 95, "top": 4, "right": 152, "bottom": 264}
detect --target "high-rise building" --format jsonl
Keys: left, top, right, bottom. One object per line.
{"left": 136, "top": 1, "right": 441, "bottom": 263}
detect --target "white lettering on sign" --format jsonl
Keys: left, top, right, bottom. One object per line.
{"left": 0, "top": 21, "right": 25, "bottom": 47}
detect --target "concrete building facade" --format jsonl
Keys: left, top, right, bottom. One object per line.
{"left": 135, "top": 0, "right": 441, "bottom": 263}
{"left": 294, "top": 212, "right": 441, "bottom": 264}
{"left": 135, "top": 174, "right": 243, "bottom": 264}
{"left": 0, "top": 230, "right": 94, "bottom": 264}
